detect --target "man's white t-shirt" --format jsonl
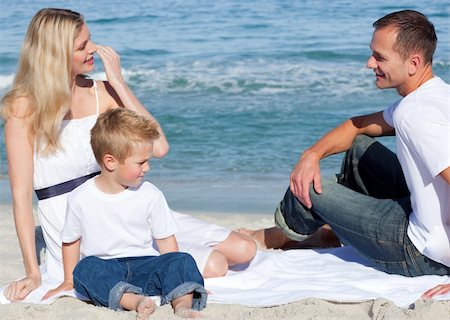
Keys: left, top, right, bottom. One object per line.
{"left": 383, "top": 76, "right": 450, "bottom": 267}
{"left": 62, "top": 178, "right": 179, "bottom": 260}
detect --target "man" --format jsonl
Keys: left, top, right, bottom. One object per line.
{"left": 242, "top": 10, "right": 450, "bottom": 278}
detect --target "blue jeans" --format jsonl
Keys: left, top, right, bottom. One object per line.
{"left": 275, "top": 135, "right": 450, "bottom": 277}
{"left": 73, "top": 252, "right": 207, "bottom": 311}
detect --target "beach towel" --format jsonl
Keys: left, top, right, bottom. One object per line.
{"left": 1, "top": 246, "right": 449, "bottom": 308}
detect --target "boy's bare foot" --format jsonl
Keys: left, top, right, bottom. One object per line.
{"left": 136, "top": 297, "right": 156, "bottom": 320}
{"left": 174, "top": 306, "right": 202, "bottom": 318}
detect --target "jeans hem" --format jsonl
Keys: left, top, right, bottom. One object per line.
{"left": 161, "top": 281, "right": 207, "bottom": 311}
{"left": 108, "top": 281, "right": 143, "bottom": 311}
{"left": 274, "top": 204, "right": 309, "bottom": 242}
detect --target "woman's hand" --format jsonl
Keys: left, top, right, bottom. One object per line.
{"left": 42, "top": 280, "right": 74, "bottom": 301}
{"left": 95, "top": 44, "right": 125, "bottom": 88}
{"left": 94, "top": 44, "right": 169, "bottom": 158}
{"left": 3, "top": 274, "right": 41, "bottom": 302}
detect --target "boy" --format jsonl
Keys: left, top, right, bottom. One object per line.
{"left": 44, "top": 108, "right": 206, "bottom": 319}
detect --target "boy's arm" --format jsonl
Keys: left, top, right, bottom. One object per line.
{"left": 42, "top": 239, "right": 81, "bottom": 300}
{"left": 155, "top": 235, "right": 179, "bottom": 255}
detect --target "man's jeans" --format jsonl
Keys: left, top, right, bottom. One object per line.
{"left": 73, "top": 252, "right": 207, "bottom": 311}
{"left": 275, "top": 135, "right": 449, "bottom": 277}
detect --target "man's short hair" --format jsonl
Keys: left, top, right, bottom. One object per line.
{"left": 91, "top": 108, "right": 160, "bottom": 164}
{"left": 373, "top": 10, "right": 437, "bottom": 65}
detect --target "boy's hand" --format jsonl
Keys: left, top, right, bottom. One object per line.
{"left": 42, "top": 280, "right": 74, "bottom": 301}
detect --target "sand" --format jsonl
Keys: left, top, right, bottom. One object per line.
{"left": 0, "top": 204, "right": 448, "bottom": 320}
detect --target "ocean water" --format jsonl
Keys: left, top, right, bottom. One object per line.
{"left": 0, "top": 0, "right": 449, "bottom": 213}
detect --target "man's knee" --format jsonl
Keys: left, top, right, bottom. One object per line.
{"left": 277, "top": 186, "right": 326, "bottom": 236}
{"left": 351, "top": 134, "right": 377, "bottom": 158}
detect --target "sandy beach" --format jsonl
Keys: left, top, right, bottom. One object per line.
{"left": 1, "top": 204, "right": 449, "bottom": 319}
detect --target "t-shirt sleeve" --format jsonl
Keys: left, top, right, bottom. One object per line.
{"left": 401, "top": 108, "right": 450, "bottom": 177}
{"left": 148, "top": 192, "right": 179, "bottom": 239}
{"left": 383, "top": 100, "right": 401, "bottom": 127}
{"left": 61, "top": 193, "right": 82, "bottom": 243}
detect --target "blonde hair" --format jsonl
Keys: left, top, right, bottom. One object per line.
{"left": 91, "top": 108, "right": 160, "bottom": 164}
{"left": 0, "top": 8, "right": 84, "bottom": 154}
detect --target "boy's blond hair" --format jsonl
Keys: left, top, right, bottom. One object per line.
{"left": 91, "top": 108, "right": 160, "bottom": 164}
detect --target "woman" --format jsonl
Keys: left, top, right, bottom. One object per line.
{"left": 1, "top": 8, "right": 255, "bottom": 302}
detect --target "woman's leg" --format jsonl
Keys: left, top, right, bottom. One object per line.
{"left": 178, "top": 243, "right": 229, "bottom": 278}
{"left": 212, "top": 231, "right": 257, "bottom": 265}
{"left": 196, "top": 231, "right": 257, "bottom": 278}
{"left": 202, "top": 249, "right": 229, "bottom": 278}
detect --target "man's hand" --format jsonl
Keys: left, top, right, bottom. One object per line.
{"left": 421, "top": 284, "right": 450, "bottom": 299}
{"left": 290, "top": 151, "right": 322, "bottom": 209}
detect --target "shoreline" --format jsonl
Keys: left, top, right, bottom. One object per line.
{"left": 0, "top": 177, "right": 285, "bottom": 215}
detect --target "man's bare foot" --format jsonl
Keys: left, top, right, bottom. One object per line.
{"left": 284, "top": 225, "right": 341, "bottom": 249}
{"left": 136, "top": 297, "right": 156, "bottom": 320}
{"left": 174, "top": 306, "right": 202, "bottom": 318}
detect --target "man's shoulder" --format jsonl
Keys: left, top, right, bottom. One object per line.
{"left": 420, "top": 76, "right": 449, "bottom": 92}
{"left": 401, "top": 77, "right": 448, "bottom": 106}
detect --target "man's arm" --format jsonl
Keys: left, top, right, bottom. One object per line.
{"left": 42, "top": 239, "right": 80, "bottom": 300}
{"left": 290, "top": 111, "right": 394, "bottom": 208}
{"left": 156, "top": 235, "right": 179, "bottom": 255}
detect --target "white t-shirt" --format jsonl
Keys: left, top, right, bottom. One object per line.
{"left": 62, "top": 178, "right": 179, "bottom": 260}
{"left": 383, "top": 76, "right": 450, "bottom": 267}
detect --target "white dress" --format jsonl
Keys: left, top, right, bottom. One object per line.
{"left": 33, "top": 80, "right": 230, "bottom": 280}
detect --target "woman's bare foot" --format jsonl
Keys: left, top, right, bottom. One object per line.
{"left": 136, "top": 297, "right": 156, "bottom": 320}
{"left": 238, "top": 227, "right": 290, "bottom": 249}
{"left": 174, "top": 306, "right": 202, "bottom": 318}
{"left": 238, "top": 225, "right": 340, "bottom": 250}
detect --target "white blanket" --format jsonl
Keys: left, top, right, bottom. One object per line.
{"left": 1, "top": 246, "right": 449, "bottom": 308}
{"left": 205, "top": 246, "right": 449, "bottom": 308}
